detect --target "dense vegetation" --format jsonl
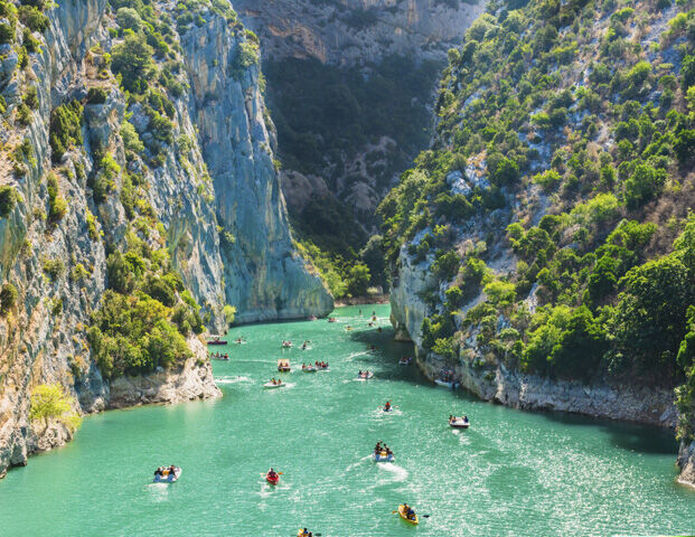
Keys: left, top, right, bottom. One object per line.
{"left": 379, "top": 0, "right": 695, "bottom": 439}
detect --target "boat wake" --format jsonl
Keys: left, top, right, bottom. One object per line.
{"left": 376, "top": 462, "right": 409, "bottom": 483}
{"left": 214, "top": 375, "right": 252, "bottom": 385}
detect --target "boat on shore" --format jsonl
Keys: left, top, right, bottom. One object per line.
{"left": 398, "top": 505, "right": 419, "bottom": 525}
{"left": 434, "top": 378, "right": 458, "bottom": 389}
{"left": 207, "top": 336, "right": 227, "bottom": 345}
{"left": 277, "top": 359, "right": 291, "bottom": 372}
{"left": 153, "top": 466, "right": 181, "bottom": 483}
{"left": 398, "top": 356, "right": 412, "bottom": 366}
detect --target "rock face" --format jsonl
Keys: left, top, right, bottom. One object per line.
{"left": 678, "top": 441, "right": 695, "bottom": 488}
{"left": 234, "top": 0, "right": 486, "bottom": 66}
{"left": 0, "top": 0, "right": 330, "bottom": 478}
{"left": 180, "top": 17, "right": 333, "bottom": 323}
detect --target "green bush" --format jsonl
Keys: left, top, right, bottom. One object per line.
{"left": 0, "top": 23, "right": 14, "bottom": 45}
{"left": 86, "top": 87, "right": 108, "bottom": 105}
{"left": 0, "top": 283, "right": 18, "bottom": 315}
{"left": 49, "top": 101, "right": 83, "bottom": 163}
{"left": 18, "top": 5, "right": 48, "bottom": 32}
{"left": 110, "top": 32, "right": 154, "bottom": 93}
{"left": 0, "top": 186, "right": 19, "bottom": 218}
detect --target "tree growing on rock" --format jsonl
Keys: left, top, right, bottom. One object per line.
{"left": 29, "top": 383, "right": 82, "bottom": 435}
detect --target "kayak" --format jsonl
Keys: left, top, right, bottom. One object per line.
{"left": 374, "top": 451, "right": 394, "bottom": 462}
{"left": 298, "top": 530, "right": 312, "bottom": 537}
{"left": 357, "top": 372, "right": 374, "bottom": 380}
{"left": 398, "top": 504, "right": 419, "bottom": 525}
{"left": 449, "top": 417, "right": 470, "bottom": 429}
{"left": 263, "top": 382, "right": 285, "bottom": 389}
{"left": 383, "top": 407, "right": 393, "bottom": 412}
{"left": 266, "top": 472, "right": 279, "bottom": 485}
{"left": 434, "top": 378, "right": 458, "bottom": 389}
{"left": 153, "top": 467, "right": 182, "bottom": 483}
{"left": 398, "top": 357, "right": 412, "bottom": 365}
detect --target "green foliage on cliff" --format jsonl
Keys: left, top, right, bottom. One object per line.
{"left": 380, "top": 0, "right": 695, "bottom": 409}
{"left": 0, "top": 185, "right": 19, "bottom": 218}
{"left": 29, "top": 383, "right": 82, "bottom": 433}
{"left": 0, "top": 283, "right": 18, "bottom": 316}
{"left": 49, "top": 101, "right": 83, "bottom": 164}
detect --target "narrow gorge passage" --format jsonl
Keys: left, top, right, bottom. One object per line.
{"left": 0, "top": 305, "right": 692, "bottom": 536}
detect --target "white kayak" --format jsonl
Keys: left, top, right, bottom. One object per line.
{"left": 264, "top": 382, "right": 286, "bottom": 389}
{"left": 435, "top": 379, "right": 457, "bottom": 389}
{"left": 449, "top": 418, "right": 470, "bottom": 429}
{"left": 153, "top": 467, "right": 182, "bottom": 483}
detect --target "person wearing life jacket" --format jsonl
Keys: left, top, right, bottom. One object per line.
{"left": 384, "top": 401, "right": 391, "bottom": 411}
{"left": 267, "top": 468, "right": 278, "bottom": 479}
{"left": 403, "top": 503, "right": 416, "bottom": 520}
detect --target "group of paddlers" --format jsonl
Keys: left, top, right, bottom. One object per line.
{"left": 210, "top": 352, "right": 229, "bottom": 360}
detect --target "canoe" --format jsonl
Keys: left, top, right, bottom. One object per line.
{"left": 449, "top": 418, "right": 470, "bottom": 429}
{"left": 153, "top": 467, "right": 182, "bottom": 483}
{"left": 263, "top": 382, "right": 285, "bottom": 389}
{"left": 374, "top": 451, "right": 394, "bottom": 462}
{"left": 207, "top": 339, "right": 227, "bottom": 345}
{"left": 266, "top": 472, "right": 279, "bottom": 485}
{"left": 398, "top": 504, "right": 419, "bottom": 525}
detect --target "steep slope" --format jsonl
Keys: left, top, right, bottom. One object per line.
{"left": 380, "top": 0, "right": 695, "bottom": 484}
{"left": 0, "top": 0, "right": 330, "bottom": 478}
{"left": 233, "top": 0, "right": 485, "bottom": 295}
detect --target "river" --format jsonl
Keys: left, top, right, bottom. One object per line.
{"left": 0, "top": 304, "right": 693, "bottom": 536}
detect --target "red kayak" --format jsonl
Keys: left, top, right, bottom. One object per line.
{"left": 266, "top": 472, "right": 279, "bottom": 485}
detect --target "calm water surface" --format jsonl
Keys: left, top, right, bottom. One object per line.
{"left": 0, "top": 304, "right": 693, "bottom": 536}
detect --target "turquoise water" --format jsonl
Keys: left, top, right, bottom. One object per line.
{"left": 0, "top": 304, "right": 693, "bottom": 536}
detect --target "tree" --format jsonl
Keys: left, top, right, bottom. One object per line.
{"left": 346, "top": 263, "right": 370, "bottom": 297}
{"left": 110, "top": 33, "right": 154, "bottom": 93}
{"left": 0, "top": 282, "right": 18, "bottom": 316}
{"left": 29, "top": 384, "right": 82, "bottom": 434}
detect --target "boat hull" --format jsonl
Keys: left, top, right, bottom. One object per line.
{"left": 374, "top": 453, "right": 394, "bottom": 462}
{"left": 398, "top": 505, "right": 419, "bottom": 525}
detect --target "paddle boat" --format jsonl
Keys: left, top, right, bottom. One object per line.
{"left": 374, "top": 450, "right": 395, "bottom": 462}
{"left": 264, "top": 379, "right": 285, "bottom": 389}
{"left": 327, "top": 317, "right": 337, "bottom": 323}
{"left": 207, "top": 336, "right": 227, "bottom": 345}
{"left": 210, "top": 353, "right": 229, "bottom": 361}
{"left": 398, "top": 356, "right": 412, "bottom": 366}
{"left": 398, "top": 504, "right": 419, "bottom": 525}
{"left": 153, "top": 466, "right": 181, "bottom": 483}
{"left": 301, "top": 364, "right": 317, "bottom": 373}
{"left": 277, "top": 359, "right": 291, "bottom": 372}
{"left": 281, "top": 340, "right": 293, "bottom": 348}
{"left": 357, "top": 371, "right": 374, "bottom": 380}
{"left": 315, "top": 362, "right": 329, "bottom": 371}
{"left": 449, "top": 415, "right": 470, "bottom": 429}
{"left": 265, "top": 470, "right": 280, "bottom": 485}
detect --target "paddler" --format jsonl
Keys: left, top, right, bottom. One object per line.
{"left": 384, "top": 401, "right": 391, "bottom": 411}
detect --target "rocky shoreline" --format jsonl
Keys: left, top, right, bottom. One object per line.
{"left": 414, "top": 353, "right": 677, "bottom": 428}
{"left": 0, "top": 338, "right": 220, "bottom": 479}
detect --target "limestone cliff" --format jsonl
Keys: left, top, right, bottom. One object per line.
{"left": 0, "top": 0, "right": 330, "bottom": 478}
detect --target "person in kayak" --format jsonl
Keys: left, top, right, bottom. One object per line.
{"left": 403, "top": 503, "right": 416, "bottom": 520}
{"left": 267, "top": 468, "right": 278, "bottom": 479}
{"left": 384, "top": 401, "right": 391, "bottom": 411}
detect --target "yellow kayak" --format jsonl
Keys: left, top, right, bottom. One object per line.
{"left": 398, "top": 504, "right": 419, "bottom": 525}
{"left": 297, "top": 530, "right": 310, "bottom": 537}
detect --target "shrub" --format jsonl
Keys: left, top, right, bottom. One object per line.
{"left": 0, "top": 23, "right": 14, "bottom": 45}
{"left": 85, "top": 87, "right": 108, "bottom": 105}
{"left": 110, "top": 32, "right": 154, "bottom": 93}
{"left": 0, "top": 186, "right": 19, "bottom": 218}
{"left": 29, "top": 383, "right": 82, "bottom": 433}
{"left": 0, "top": 283, "right": 18, "bottom": 315}
{"left": 18, "top": 5, "right": 48, "bottom": 32}
{"left": 49, "top": 101, "right": 83, "bottom": 163}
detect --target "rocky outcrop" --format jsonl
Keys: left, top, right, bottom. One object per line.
{"left": 234, "top": 0, "right": 486, "bottom": 66}
{"left": 0, "top": 0, "right": 330, "bottom": 478}
{"left": 180, "top": 17, "right": 333, "bottom": 323}
{"left": 677, "top": 441, "right": 695, "bottom": 488}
